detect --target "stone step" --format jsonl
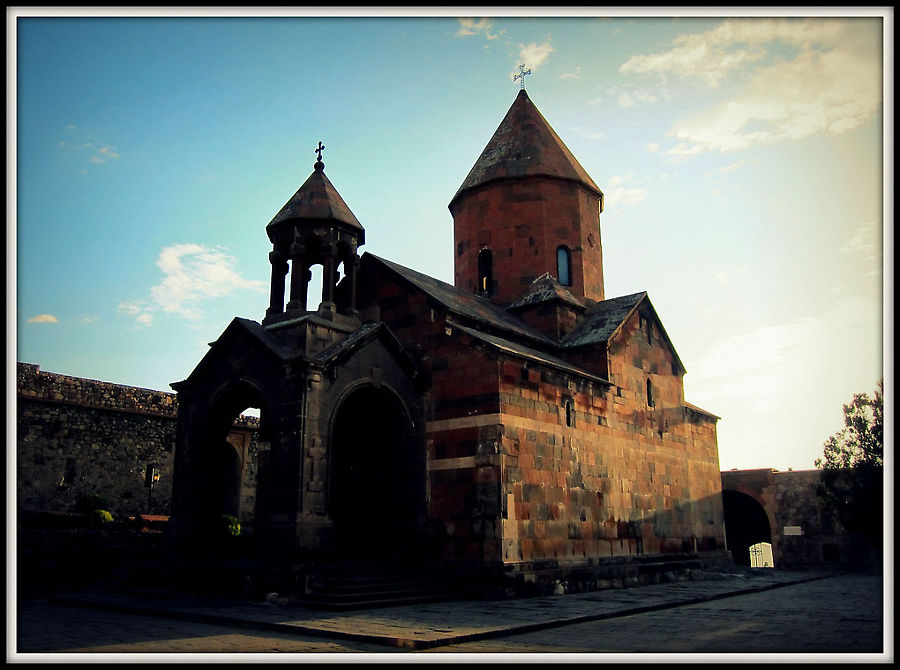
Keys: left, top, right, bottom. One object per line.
{"left": 300, "top": 590, "right": 453, "bottom": 612}
{"left": 300, "top": 565, "right": 456, "bottom": 611}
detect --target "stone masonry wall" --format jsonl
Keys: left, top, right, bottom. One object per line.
{"left": 721, "top": 468, "right": 872, "bottom": 569}
{"left": 499, "top": 307, "right": 724, "bottom": 567}
{"left": 368, "top": 268, "right": 725, "bottom": 570}
{"left": 452, "top": 178, "right": 605, "bottom": 304}
{"left": 17, "top": 363, "right": 259, "bottom": 522}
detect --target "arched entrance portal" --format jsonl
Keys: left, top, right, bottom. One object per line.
{"left": 193, "top": 381, "right": 267, "bottom": 543}
{"left": 329, "top": 386, "right": 423, "bottom": 561}
{"left": 722, "top": 490, "right": 772, "bottom": 567}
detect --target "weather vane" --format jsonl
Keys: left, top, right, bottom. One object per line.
{"left": 514, "top": 64, "right": 531, "bottom": 90}
{"left": 314, "top": 141, "right": 325, "bottom": 168}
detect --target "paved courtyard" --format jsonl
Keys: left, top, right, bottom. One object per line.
{"left": 11, "top": 571, "right": 889, "bottom": 661}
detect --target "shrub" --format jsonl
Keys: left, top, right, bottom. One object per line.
{"left": 76, "top": 492, "right": 109, "bottom": 515}
{"left": 220, "top": 514, "right": 242, "bottom": 537}
{"left": 89, "top": 509, "right": 115, "bottom": 528}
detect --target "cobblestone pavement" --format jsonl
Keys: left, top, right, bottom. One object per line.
{"left": 424, "top": 574, "right": 886, "bottom": 656}
{"left": 14, "top": 602, "right": 389, "bottom": 655}
{"left": 10, "top": 572, "right": 890, "bottom": 661}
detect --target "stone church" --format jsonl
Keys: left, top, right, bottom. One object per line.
{"left": 170, "top": 89, "right": 728, "bottom": 591}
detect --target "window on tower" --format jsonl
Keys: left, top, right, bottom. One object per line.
{"left": 477, "top": 248, "right": 493, "bottom": 296}
{"left": 557, "top": 246, "right": 572, "bottom": 286}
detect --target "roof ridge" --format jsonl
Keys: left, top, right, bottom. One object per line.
{"left": 363, "top": 253, "right": 556, "bottom": 348}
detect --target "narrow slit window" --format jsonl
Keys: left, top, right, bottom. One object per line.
{"left": 564, "top": 399, "right": 575, "bottom": 427}
{"left": 557, "top": 246, "right": 572, "bottom": 286}
{"left": 646, "top": 378, "right": 655, "bottom": 408}
{"left": 477, "top": 248, "right": 493, "bottom": 296}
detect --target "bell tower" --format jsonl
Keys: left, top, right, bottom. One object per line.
{"left": 449, "top": 89, "right": 605, "bottom": 306}
{"left": 263, "top": 142, "right": 365, "bottom": 325}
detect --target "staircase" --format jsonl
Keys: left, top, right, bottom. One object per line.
{"left": 299, "top": 562, "right": 458, "bottom": 611}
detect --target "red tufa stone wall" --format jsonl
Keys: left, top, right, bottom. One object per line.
{"left": 425, "top": 330, "right": 506, "bottom": 564}
{"left": 367, "top": 268, "right": 724, "bottom": 569}
{"left": 452, "top": 177, "right": 604, "bottom": 305}
{"left": 511, "top": 302, "right": 584, "bottom": 342}
{"left": 497, "top": 310, "right": 724, "bottom": 566}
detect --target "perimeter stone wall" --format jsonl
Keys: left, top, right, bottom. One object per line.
{"left": 16, "top": 362, "right": 259, "bottom": 521}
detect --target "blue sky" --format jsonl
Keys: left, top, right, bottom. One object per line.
{"left": 10, "top": 9, "right": 890, "bottom": 471}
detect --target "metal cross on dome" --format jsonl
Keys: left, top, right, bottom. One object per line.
{"left": 514, "top": 64, "right": 531, "bottom": 90}
{"left": 315, "top": 141, "right": 325, "bottom": 162}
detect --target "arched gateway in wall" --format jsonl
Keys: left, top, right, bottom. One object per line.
{"left": 722, "top": 489, "right": 773, "bottom": 566}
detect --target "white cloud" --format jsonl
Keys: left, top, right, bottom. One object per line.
{"left": 58, "top": 128, "right": 122, "bottom": 167}
{"left": 671, "top": 49, "right": 881, "bottom": 152}
{"left": 663, "top": 142, "right": 703, "bottom": 161}
{"left": 617, "top": 89, "right": 658, "bottom": 107}
{"left": 456, "top": 18, "right": 500, "bottom": 40}
{"left": 119, "top": 244, "right": 265, "bottom": 326}
{"left": 517, "top": 40, "right": 554, "bottom": 73}
{"left": 585, "top": 131, "right": 606, "bottom": 140}
{"left": 841, "top": 221, "right": 881, "bottom": 260}
{"left": 717, "top": 161, "right": 743, "bottom": 173}
{"left": 619, "top": 18, "right": 843, "bottom": 86}
{"left": 560, "top": 66, "right": 582, "bottom": 80}
{"left": 86, "top": 143, "right": 122, "bottom": 163}
{"left": 81, "top": 315, "right": 99, "bottom": 323}
{"left": 27, "top": 314, "right": 58, "bottom": 323}
{"left": 603, "top": 173, "right": 649, "bottom": 209}
{"left": 645, "top": 142, "right": 659, "bottom": 152}
{"left": 619, "top": 19, "right": 881, "bottom": 154}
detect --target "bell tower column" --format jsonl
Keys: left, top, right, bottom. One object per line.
{"left": 340, "top": 251, "right": 361, "bottom": 316}
{"left": 266, "top": 250, "right": 289, "bottom": 317}
{"left": 286, "top": 239, "right": 310, "bottom": 311}
{"left": 321, "top": 243, "right": 337, "bottom": 307}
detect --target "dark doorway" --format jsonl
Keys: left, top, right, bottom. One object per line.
{"left": 211, "top": 439, "right": 242, "bottom": 519}
{"left": 722, "top": 490, "right": 772, "bottom": 566}
{"left": 195, "top": 382, "right": 266, "bottom": 541}
{"left": 329, "top": 386, "right": 423, "bottom": 561}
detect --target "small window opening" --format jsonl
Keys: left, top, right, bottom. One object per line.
{"left": 557, "top": 246, "right": 572, "bottom": 287}
{"left": 646, "top": 378, "right": 655, "bottom": 408}
{"left": 564, "top": 399, "right": 575, "bottom": 427}
{"left": 477, "top": 248, "right": 493, "bottom": 296}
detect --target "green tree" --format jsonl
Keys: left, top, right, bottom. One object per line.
{"left": 815, "top": 379, "right": 884, "bottom": 546}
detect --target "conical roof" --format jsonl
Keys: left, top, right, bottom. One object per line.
{"left": 450, "top": 89, "right": 601, "bottom": 208}
{"left": 267, "top": 161, "right": 364, "bottom": 235}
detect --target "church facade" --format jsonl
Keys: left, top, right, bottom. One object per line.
{"left": 170, "top": 90, "right": 728, "bottom": 589}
